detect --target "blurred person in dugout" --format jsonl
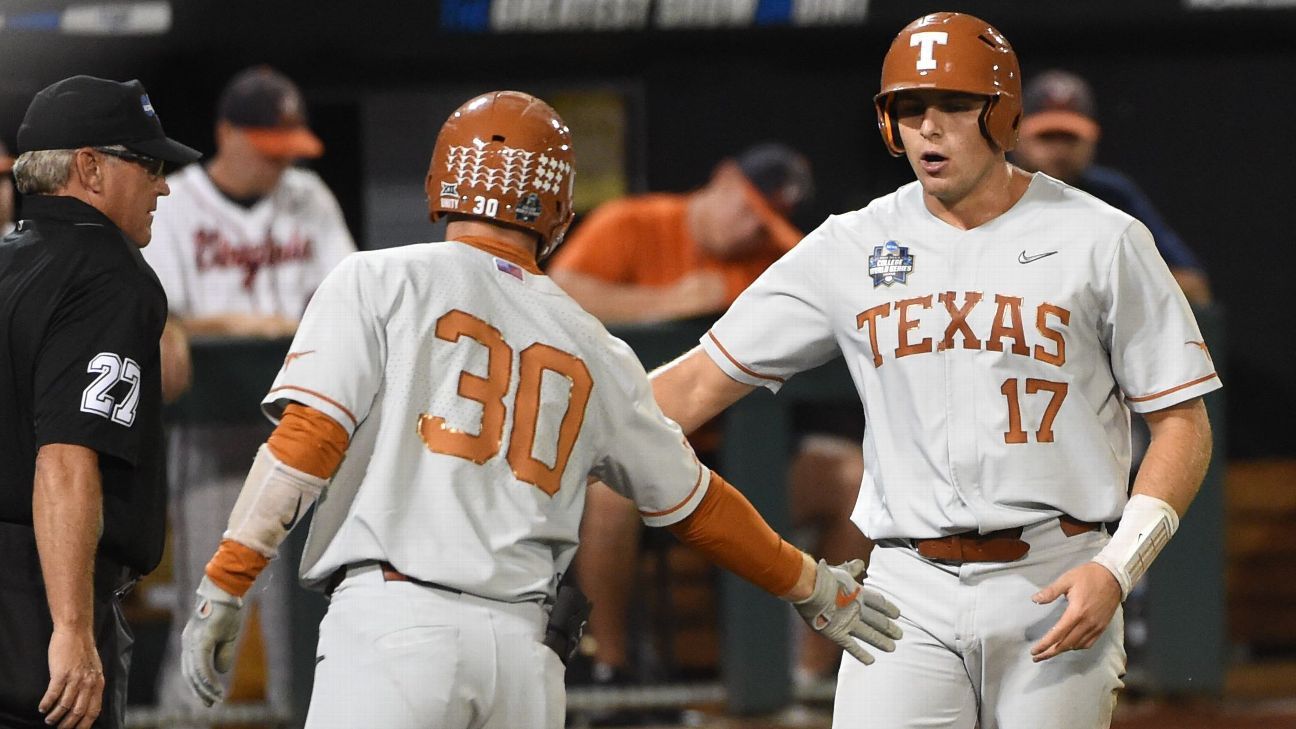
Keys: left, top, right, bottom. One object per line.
{"left": 1, "top": 141, "right": 15, "bottom": 235}
{"left": 548, "top": 143, "right": 872, "bottom": 689}
{"left": 144, "top": 66, "right": 356, "bottom": 718}
{"left": 1011, "top": 69, "right": 1211, "bottom": 307}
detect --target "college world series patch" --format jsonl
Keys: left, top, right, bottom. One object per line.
{"left": 868, "top": 240, "right": 914, "bottom": 287}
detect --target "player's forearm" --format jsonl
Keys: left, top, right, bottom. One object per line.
{"left": 33, "top": 444, "right": 102, "bottom": 631}
{"left": 205, "top": 404, "right": 348, "bottom": 596}
{"left": 666, "top": 473, "right": 806, "bottom": 598}
{"left": 1131, "top": 397, "right": 1211, "bottom": 516}
{"left": 650, "top": 346, "right": 755, "bottom": 435}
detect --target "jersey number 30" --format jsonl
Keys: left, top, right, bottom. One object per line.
{"left": 418, "top": 310, "right": 593, "bottom": 496}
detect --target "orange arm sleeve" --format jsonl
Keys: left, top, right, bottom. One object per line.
{"left": 666, "top": 473, "right": 804, "bottom": 597}
{"left": 205, "top": 403, "right": 350, "bottom": 597}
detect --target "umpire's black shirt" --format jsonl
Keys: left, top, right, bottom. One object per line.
{"left": 0, "top": 195, "right": 167, "bottom": 573}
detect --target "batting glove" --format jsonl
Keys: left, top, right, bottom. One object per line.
{"left": 180, "top": 576, "right": 244, "bottom": 706}
{"left": 793, "top": 559, "right": 902, "bottom": 666}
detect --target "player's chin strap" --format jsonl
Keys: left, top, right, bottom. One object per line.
{"left": 1090, "top": 493, "right": 1180, "bottom": 600}
{"left": 225, "top": 444, "right": 329, "bottom": 559}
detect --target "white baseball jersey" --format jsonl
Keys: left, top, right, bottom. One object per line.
{"left": 143, "top": 164, "right": 355, "bottom": 319}
{"left": 261, "top": 239, "right": 710, "bottom": 603}
{"left": 704, "top": 174, "right": 1220, "bottom": 540}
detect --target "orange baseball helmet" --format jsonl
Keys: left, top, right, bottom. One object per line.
{"left": 874, "top": 12, "right": 1022, "bottom": 156}
{"left": 426, "top": 91, "right": 575, "bottom": 259}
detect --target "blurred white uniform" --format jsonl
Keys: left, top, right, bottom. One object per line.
{"left": 701, "top": 175, "right": 1220, "bottom": 728}
{"left": 262, "top": 239, "right": 711, "bottom": 728}
{"left": 143, "top": 164, "right": 355, "bottom": 717}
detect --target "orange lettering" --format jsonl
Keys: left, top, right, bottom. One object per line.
{"left": 1034, "top": 303, "right": 1070, "bottom": 367}
{"left": 938, "top": 291, "right": 982, "bottom": 351}
{"left": 855, "top": 303, "right": 892, "bottom": 368}
{"left": 419, "top": 310, "right": 512, "bottom": 464}
{"left": 507, "top": 344, "right": 593, "bottom": 497}
{"left": 894, "top": 295, "right": 934, "bottom": 358}
{"left": 986, "top": 295, "right": 1028, "bottom": 355}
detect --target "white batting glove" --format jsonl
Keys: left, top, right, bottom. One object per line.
{"left": 180, "top": 576, "right": 244, "bottom": 706}
{"left": 793, "top": 559, "right": 902, "bottom": 666}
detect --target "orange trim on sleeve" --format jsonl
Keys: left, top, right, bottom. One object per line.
{"left": 707, "top": 331, "right": 785, "bottom": 384}
{"left": 666, "top": 473, "right": 804, "bottom": 597}
{"left": 205, "top": 539, "right": 270, "bottom": 598}
{"left": 1126, "top": 373, "right": 1219, "bottom": 403}
{"left": 267, "top": 403, "right": 350, "bottom": 479}
{"left": 267, "top": 386, "right": 358, "bottom": 429}
{"left": 638, "top": 460, "right": 707, "bottom": 518}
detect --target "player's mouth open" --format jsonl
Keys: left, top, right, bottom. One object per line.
{"left": 920, "top": 152, "right": 948, "bottom": 174}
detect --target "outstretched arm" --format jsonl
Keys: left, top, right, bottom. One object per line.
{"left": 650, "top": 345, "right": 756, "bottom": 435}
{"left": 666, "top": 472, "right": 901, "bottom": 666}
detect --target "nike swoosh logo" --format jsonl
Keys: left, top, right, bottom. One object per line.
{"left": 1018, "top": 250, "right": 1058, "bottom": 264}
{"left": 281, "top": 494, "right": 304, "bottom": 531}
{"left": 835, "top": 585, "right": 862, "bottom": 609}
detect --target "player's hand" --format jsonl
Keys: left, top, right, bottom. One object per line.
{"left": 40, "top": 625, "right": 104, "bottom": 729}
{"left": 181, "top": 576, "right": 245, "bottom": 706}
{"left": 793, "top": 559, "right": 902, "bottom": 666}
{"left": 1030, "top": 562, "right": 1122, "bottom": 662}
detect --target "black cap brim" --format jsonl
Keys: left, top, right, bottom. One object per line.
{"left": 127, "top": 136, "right": 202, "bottom": 165}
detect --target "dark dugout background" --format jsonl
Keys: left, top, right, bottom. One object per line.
{"left": 2, "top": 0, "right": 1293, "bottom": 457}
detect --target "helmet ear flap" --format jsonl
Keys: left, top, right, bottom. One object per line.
{"left": 876, "top": 95, "right": 905, "bottom": 157}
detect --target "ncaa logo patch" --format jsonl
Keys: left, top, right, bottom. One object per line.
{"left": 515, "top": 193, "right": 542, "bottom": 223}
{"left": 139, "top": 94, "right": 156, "bottom": 117}
{"left": 868, "top": 241, "right": 914, "bottom": 287}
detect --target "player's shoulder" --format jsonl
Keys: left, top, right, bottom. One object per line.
{"left": 1026, "top": 173, "right": 1137, "bottom": 229}
{"left": 790, "top": 186, "right": 909, "bottom": 254}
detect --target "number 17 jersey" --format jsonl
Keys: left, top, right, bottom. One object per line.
{"left": 262, "top": 238, "right": 709, "bottom": 603}
{"left": 703, "top": 175, "right": 1220, "bottom": 540}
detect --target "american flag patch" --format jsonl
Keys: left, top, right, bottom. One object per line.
{"left": 495, "top": 258, "right": 524, "bottom": 280}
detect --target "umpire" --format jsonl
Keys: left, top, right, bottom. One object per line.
{"left": 0, "top": 76, "right": 199, "bottom": 729}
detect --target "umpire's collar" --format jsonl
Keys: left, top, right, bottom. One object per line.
{"left": 19, "top": 194, "right": 119, "bottom": 230}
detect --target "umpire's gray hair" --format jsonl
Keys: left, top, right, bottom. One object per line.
{"left": 13, "top": 149, "right": 77, "bottom": 195}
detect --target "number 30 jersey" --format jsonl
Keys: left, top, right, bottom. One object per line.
{"left": 703, "top": 174, "right": 1221, "bottom": 540}
{"left": 263, "top": 238, "right": 709, "bottom": 602}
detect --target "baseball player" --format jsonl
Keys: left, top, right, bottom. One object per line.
{"left": 645, "top": 12, "right": 1219, "bottom": 729}
{"left": 143, "top": 66, "right": 356, "bottom": 717}
{"left": 176, "top": 90, "right": 902, "bottom": 729}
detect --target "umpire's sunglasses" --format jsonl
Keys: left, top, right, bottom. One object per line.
{"left": 94, "top": 147, "right": 167, "bottom": 180}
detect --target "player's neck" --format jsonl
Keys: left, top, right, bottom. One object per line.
{"left": 923, "top": 162, "right": 1031, "bottom": 231}
{"left": 445, "top": 220, "right": 539, "bottom": 262}
{"left": 206, "top": 153, "right": 284, "bottom": 200}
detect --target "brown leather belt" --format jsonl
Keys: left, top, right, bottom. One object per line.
{"left": 913, "top": 516, "right": 1101, "bottom": 564}
{"left": 326, "top": 561, "right": 462, "bottom": 597}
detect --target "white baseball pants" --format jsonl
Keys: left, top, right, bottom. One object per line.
{"left": 833, "top": 518, "right": 1126, "bottom": 729}
{"left": 304, "top": 564, "right": 565, "bottom": 729}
